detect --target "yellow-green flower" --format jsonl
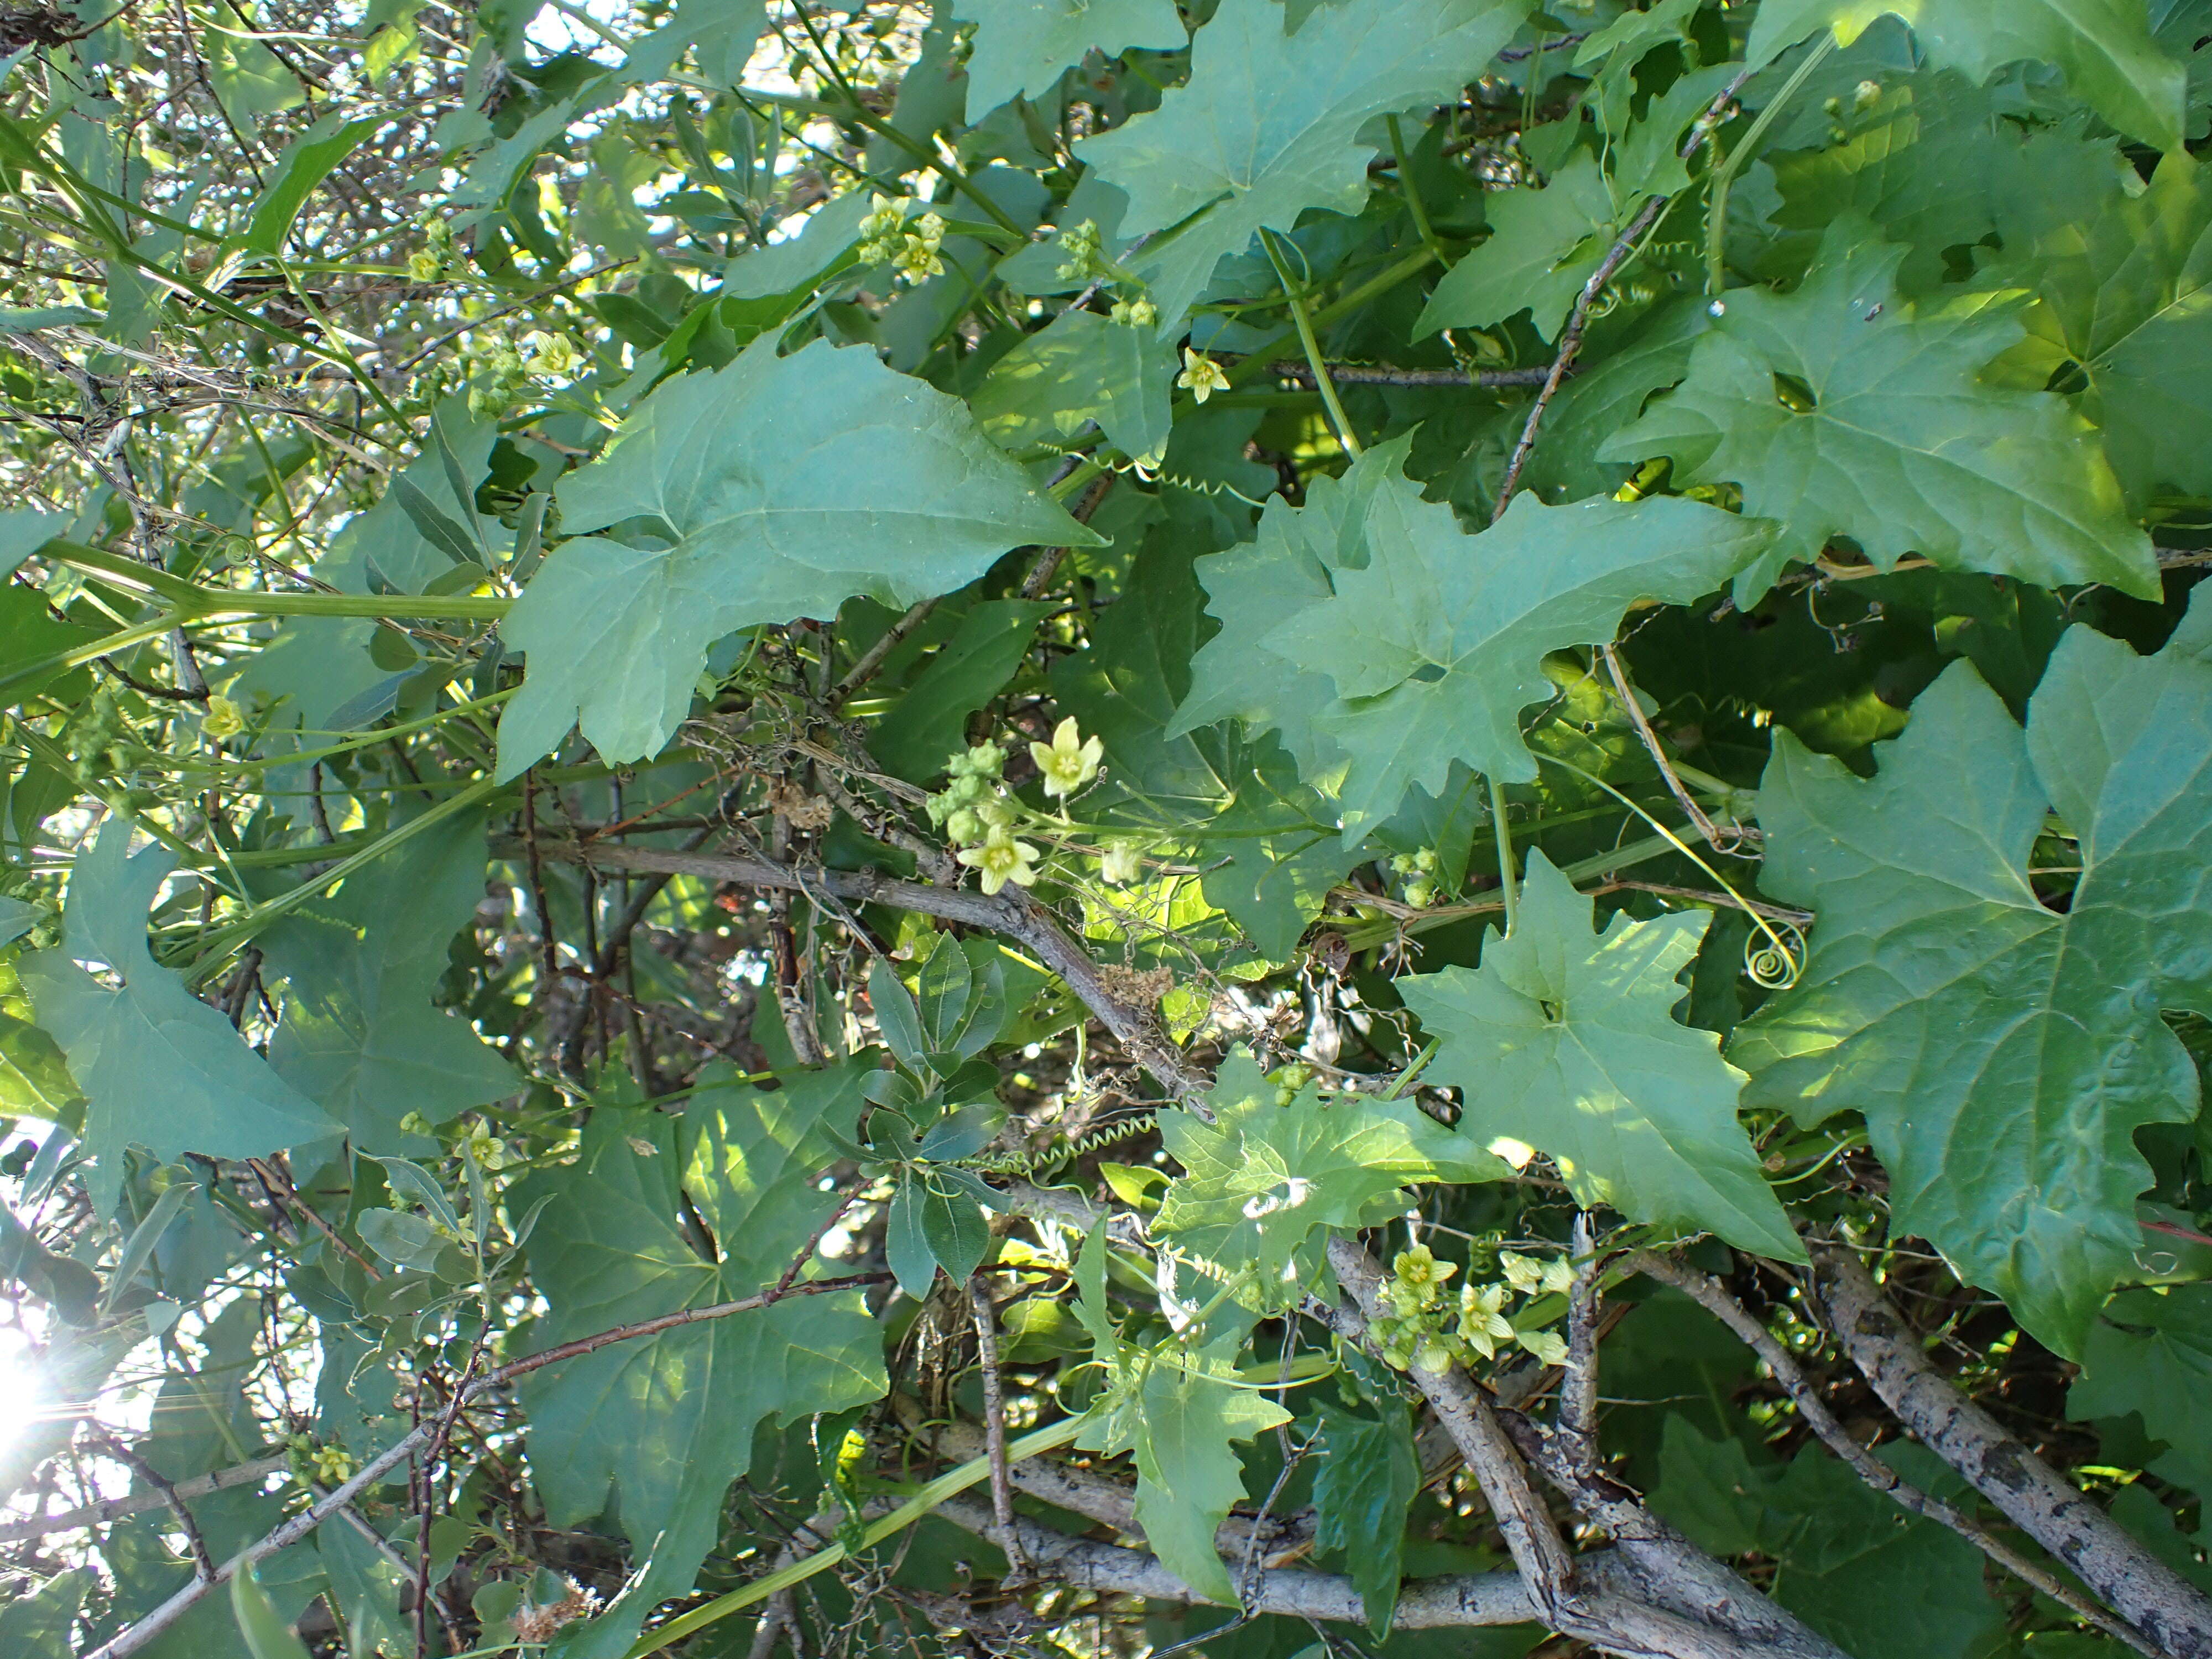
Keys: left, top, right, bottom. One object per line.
{"left": 958, "top": 831, "right": 1042, "bottom": 894}
{"left": 1457, "top": 1281, "right": 1516, "bottom": 1360}
{"left": 200, "top": 695, "right": 244, "bottom": 740}
{"left": 1177, "top": 347, "right": 1229, "bottom": 404}
{"left": 1098, "top": 841, "right": 1143, "bottom": 885}
{"left": 1030, "top": 717, "right": 1103, "bottom": 798}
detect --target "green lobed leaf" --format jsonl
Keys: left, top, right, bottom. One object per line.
{"left": 1399, "top": 852, "right": 1803, "bottom": 1260}
{"left": 952, "top": 0, "right": 1186, "bottom": 118}
{"left": 1075, "top": 0, "right": 1531, "bottom": 331}
{"left": 1734, "top": 597, "right": 2212, "bottom": 1353}
{"left": 514, "top": 1061, "right": 886, "bottom": 1656}
{"left": 1051, "top": 536, "right": 1358, "bottom": 959}
{"left": 17, "top": 822, "right": 336, "bottom": 1207}
{"left": 1154, "top": 1052, "right": 1508, "bottom": 1302}
{"left": 1604, "top": 217, "right": 2157, "bottom": 604}
{"left": 1180, "top": 440, "right": 1776, "bottom": 842}
{"left": 262, "top": 813, "right": 514, "bottom": 1155}
{"left": 1764, "top": 68, "right": 2133, "bottom": 299}
{"left": 1746, "top": 0, "right": 2189, "bottom": 152}
{"left": 971, "top": 306, "right": 1175, "bottom": 468}
{"left": 1997, "top": 150, "right": 2212, "bottom": 509}
{"left": 496, "top": 334, "right": 1095, "bottom": 776}
{"left": 1080, "top": 1332, "right": 1292, "bottom": 1605}
{"left": 1415, "top": 152, "right": 1616, "bottom": 343}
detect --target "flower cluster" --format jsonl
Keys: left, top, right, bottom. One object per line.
{"left": 925, "top": 721, "right": 1111, "bottom": 895}
{"left": 927, "top": 741, "right": 1039, "bottom": 894}
{"left": 1055, "top": 218, "right": 1105, "bottom": 283}
{"left": 1390, "top": 846, "right": 1441, "bottom": 909}
{"left": 859, "top": 194, "right": 946, "bottom": 281}
{"left": 283, "top": 1432, "right": 357, "bottom": 1488}
{"left": 1108, "top": 295, "right": 1157, "bottom": 328}
{"left": 1366, "top": 1243, "right": 1574, "bottom": 1374}
{"left": 406, "top": 217, "right": 454, "bottom": 283}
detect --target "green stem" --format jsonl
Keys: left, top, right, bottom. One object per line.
{"left": 624, "top": 1413, "right": 1095, "bottom": 1657}
{"left": 787, "top": 3, "right": 1026, "bottom": 242}
{"left": 178, "top": 776, "right": 505, "bottom": 983}
{"left": 0, "top": 613, "right": 192, "bottom": 705}
{"left": 1386, "top": 114, "right": 1448, "bottom": 265}
{"left": 1706, "top": 33, "right": 1835, "bottom": 295}
{"left": 48, "top": 542, "right": 510, "bottom": 620}
{"left": 1489, "top": 775, "right": 1517, "bottom": 936}
{"left": 1227, "top": 246, "right": 1438, "bottom": 390}
{"left": 1261, "top": 229, "right": 1361, "bottom": 458}
{"left": 1384, "top": 1037, "right": 1440, "bottom": 1099}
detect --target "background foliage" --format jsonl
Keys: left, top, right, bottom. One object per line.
{"left": 2, "top": 0, "right": 2211, "bottom": 1655}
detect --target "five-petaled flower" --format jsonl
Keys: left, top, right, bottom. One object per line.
{"left": 959, "top": 831, "right": 1042, "bottom": 894}
{"left": 1031, "top": 717, "right": 1103, "bottom": 798}
{"left": 1177, "top": 348, "right": 1229, "bottom": 404}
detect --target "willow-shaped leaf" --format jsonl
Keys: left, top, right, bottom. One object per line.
{"left": 514, "top": 1062, "right": 885, "bottom": 1657}
{"left": 1076, "top": 0, "right": 1529, "bottom": 331}
{"left": 17, "top": 823, "right": 336, "bottom": 1206}
{"left": 1734, "top": 596, "right": 2212, "bottom": 1354}
{"left": 1604, "top": 218, "right": 2156, "bottom": 603}
{"left": 1400, "top": 853, "right": 1802, "bottom": 1260}
{"left": 1747, "top": 0, "right": 2187, "bottom": 152}
{"left": 496, "top": 335, "right": 1095, "bottom": 776}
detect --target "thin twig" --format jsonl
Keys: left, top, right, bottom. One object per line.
{"left": 968, "top": 1276, "right": 1028, "bottom": 1579}
{"left": 1493, "top": 67, "right": 1754, "bottom": 517}
{"left": 829, "top": 596, "right": 940, "bottom": 707}
{"left": 0, "top": 1455, "right": 289, "bottom": 1545}
{"left": 93, "top": 1432, "right": 218, "bottom": 1580}
{"left": 81, "top": 1274, "right": 887, "bottom": 1659}
{"left": 1560, "top": 1215, "right": 1601, "bottom": 1479}
{"left": 1271, "top": 361, "right": 1552, "bottom": 389}
{"left": 1633, "top": 1250, "right": 2162, "bottom": 1658}
{"left": 1600, "top": 643, "right": 1747, "bottom": 851}
{"left": 504, "top": 836, "right": 1214, "bottom": 1108}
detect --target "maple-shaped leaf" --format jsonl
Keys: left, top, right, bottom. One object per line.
{"left": 1079, "top": 1332, "right": 1291, "bottom": 1604}
{"left": 495, "top": 335, "right": 1095, "bottom": 778}
{"left": 1765, "top": 69, "right": 2133, "bottom": 299}
{"left": 514, "top": 1062, "right": 886, "bottom": 1657}
{"left": 17, "top": 822, "right": 337, "bottom": 1207}
{"left": 1997, "top": 150, "right": 2212, "bottom": 509}
{"left": 1733, "top": 596, "right": 2212, "bottom": 1355}
{"left": 1603, "top": 217, "right": 2157, "bottom": 604}
{"left": 1399, "top": 852, "right": 1802, "bottom": 1260}
{"left": 1075, "top": 0, "right": 1530, "bottom": 331}
{"left": 952, "top": 0, "right": 1186, "bottom": 118}
{"left": 262, "top": 814, "right": 514, "bottom": 1156}
{"left": 1178, "top": 443, "right": 1775, "bottom": 841}
{"left": 1153, "top": 1052, "right": 1507, "bottom": 1302}
{"left": 1747, "top": 0, "right": 2188, "bottom": 152}
{"left": 1416, "top": 152, "right": 1616, "bottom": 343}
